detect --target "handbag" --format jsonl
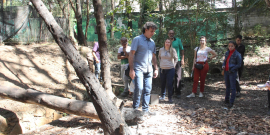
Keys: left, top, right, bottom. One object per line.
{"left": 195, "top": 63, "right": 204, "bottom": 70}
{"left": 194, "top": 47, "right": 205, "bottom": 70}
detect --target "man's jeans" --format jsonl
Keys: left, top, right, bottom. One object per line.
{"left": 121, "top": 64, "right": 130, "bottom": 93}
{"left": 133, "top": 70, "right": 153, "bottom": 112}
{"left": 224, "top": 71, "right": 237, "bottom": 103}
{"left": 94, "top": 60, "right": 100, "bottom": 79}
{"left": 160, "top": 68, "right": 175, "bottom": 99}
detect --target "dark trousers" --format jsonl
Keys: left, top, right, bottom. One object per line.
{"left": 236, "top": 62, "right": 244, "bottom": 92}
{"left": 160, "top": 68, "right": 175, "bottom": 99}
{"left": 173, "top": 61, "right": 182, "bottom": 95}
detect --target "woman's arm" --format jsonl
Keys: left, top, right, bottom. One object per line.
{"left": 209, "top": 50, "right": 217, "bottom": 60}
{"left": 192, "top": 49, "right": 196, "bottom": 70}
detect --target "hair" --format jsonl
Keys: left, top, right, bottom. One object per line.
{"left": 142, "top": 22, "right": 157, "bottom": 33}
{"left": 236, "top": 35, "right": 242, "bottom": 40}
{"left": 120, "top": 37, "right": 127, "bottom": 41}
{"left": 164, "top": 39, "right": 174, "bottom": 58}
{"left": 199, "top": 36, "right": 207, "bottom": 41}
{"left": 228, "top": 41, "right": 237, "bottom": 47}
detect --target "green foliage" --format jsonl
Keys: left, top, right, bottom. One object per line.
{"left": 107, "top": 38, "right": 121, "bottom": 61}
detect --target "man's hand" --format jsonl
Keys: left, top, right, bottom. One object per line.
{"left": 96, "top": 60, "right": 100, "bottom": 63}
{"left": 129, "top": 69, "right": 135, "bottom": 80}
{"left": 153, "top": 69, "right": 158, "bottom": 78}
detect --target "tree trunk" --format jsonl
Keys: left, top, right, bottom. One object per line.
{"left": 138, "top": 0, "right": 145, "bottom": 29}
{"left": 0, "top": 85, "right": 99, "bottom": 120}
{"left": 266, "top": 0, "right": 270, "bottom": 8}
{"left": 85, "top": 0, "right": 90, "bottom": 40}
{"left": 76, "top": 0, "right": 87, "bottom": 46}
{"left": 29, "top": 0, "right": 131, "bottom": 134}
{"left": 92, "top": 0, "right": 113, "bottom": 95}
{"left": 156, "top": 0, "right": 163, "bottom": 46}
{"left": 0, "top": 85, "right": 143, "bottom": 125}
{"left": 126, "top": 0, "right": 132, "bottom": 29}
{"left": 233, "top": 0, "right": 240, "bottom": 36}
{"left": 110, "top": 0, "right": 114, "bottom": 39}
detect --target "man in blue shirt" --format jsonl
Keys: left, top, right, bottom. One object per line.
{"left": 129, "top": 22, "right": 158, "bottom": 116}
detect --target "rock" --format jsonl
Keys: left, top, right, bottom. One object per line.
{"left": 35, "top": 117, "right": 51, "bottom": 127}
{"left": 9, "top": 123, "right": 22, "bottom": 135}
{"left": 34, "top": 108, "right": 46, "bottom": 117}
{"left": 53, "top": 112, "right": 63, "bottom": 120}
{"left": 0, "top": 115, "right": 8, "bottom": 132}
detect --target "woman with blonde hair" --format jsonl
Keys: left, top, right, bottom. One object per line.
{"left": 187, "top": 36, "right": 217, "bottom": 98}
{"left": 159, "top": 39, "right": 178, "bottom": 103}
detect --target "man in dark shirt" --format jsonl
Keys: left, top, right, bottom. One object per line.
{"left": 235, "top": 35, "right": 245, "bottom": 97}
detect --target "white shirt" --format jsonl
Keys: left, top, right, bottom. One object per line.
{"left": 118, "top": 46, "right": 131, "bottom": 54}
{"left": 194, "top": 47, "right": 212, "bottom": 62}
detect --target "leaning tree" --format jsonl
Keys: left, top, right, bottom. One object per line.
{"left": 28, "top": 0, "right": 132, "bottom": 134}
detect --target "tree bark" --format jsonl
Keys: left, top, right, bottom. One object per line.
{"left": 75, "top": 0, "right": 87, "bottom": 46}
{"left": 85, "top": 0, "right": 90, "bottom": 40}
{"left": 0, "top": 85, "right": 99, "bottom": 120}
{"left": 29, "top": 0, "right": 131, "bottom": 134}
{"left": 0, "top": 85, "right": 143, "bottom": 125}
{"left": 265, "top": 0, "right": 270, "bottom": 9}
{"left": 110, "top": 0, "right": 114, "bottom": 39}
{"left": 92, "top": 0, "right": 113, "bottom": 95}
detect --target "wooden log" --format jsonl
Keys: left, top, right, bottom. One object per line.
{"left": 0, "top": 85, "right": 144, "bottom": 124}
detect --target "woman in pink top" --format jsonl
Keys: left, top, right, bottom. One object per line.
{"left": 187, "top": 36, "right": 217, "bottom": 98}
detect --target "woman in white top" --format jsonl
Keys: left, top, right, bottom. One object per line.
{"left": 158, "top": 39, "right": 178, "bottom": 103}
{"left": 187, "top": 36, "right": 217, "bottom": 98}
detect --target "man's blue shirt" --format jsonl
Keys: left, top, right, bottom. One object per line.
{"left": 131, "top": 34, "right": 156, "bottom": 73}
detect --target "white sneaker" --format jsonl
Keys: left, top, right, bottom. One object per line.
{"left": 199, "top": 92, "right": 204, "bottom": 97}
{"left": 186, "top": 93, "right": 195, "bottom": 98}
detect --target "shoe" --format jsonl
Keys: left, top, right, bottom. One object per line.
{"left": 159, "top": 96, "right": 165, "bottom": 101}
{"left": 120, "top": 91, "right": 129, "bottom": 97}
{"left": 228, "top": 103, "right": 234, "bottom": 108}
{"left": 268, "top": 108, "right": 270, "bottom": 115}
{"left": 224, "top": 100, "right": 229, "bottom": 104}
{"left": 199, "top": 92, "right": 204, "bottom": 98}
{"left": 142, "top": 110, "right": 156, "bottom": 116}
{"left": 169, "top": 98, "right": 173, "bottom": 103}
{"left": 186, "top": 93, "right": 195, "bottom": 98}
{"left": 176, "top": 95, "right": 181, "bottom": 99}
{"left": 236, "top": 92, "right": 241, "bottom": 97}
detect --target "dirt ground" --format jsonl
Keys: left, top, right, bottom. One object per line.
{"left": 0, "top": 43, "right": 270, "bottom": 134}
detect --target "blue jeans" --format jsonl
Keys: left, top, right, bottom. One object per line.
{"left": 160, "top": 68, "right": 175, "bottom": 99}
{"left": 133, "top": 70, "right": 153, "bottom": 111}
{"left": 224, "top": 71, "right": 237, "bottom": 103}
{"left": 94, "top": 60, "right": 101, "bottom": 79}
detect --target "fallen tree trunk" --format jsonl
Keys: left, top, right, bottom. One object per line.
{"left": 29, "top": 1, "right": 131, "bottom": 134}
{"left": 0, "top": 85, "right": 99, "bottom": 120}
{"left": 0, "top": 85, "right": 144, "bottom": 125}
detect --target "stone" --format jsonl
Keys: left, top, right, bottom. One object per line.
{"left": 35, "top": 117, "right": 51, "bottom": 127}
{"left": 45, "top": 109, "right": 55, "bottom": 118}
{"left": 150, "top": 94, "right": 159, "bottom": 105}
{"left": 34, "top": 108, "right": 46, "bottom": 117}
{"left": 53, "top": 112, "right": 63, "bottom": 120}
{"left": 9, "top": 123, "right": 22, "bottom": 135}
{"left": 0, "top": 115, "right": 8, "bottom": 132}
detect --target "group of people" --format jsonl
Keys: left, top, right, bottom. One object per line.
{"left": 91, "top": 21, "right": 269, "bottom": 116}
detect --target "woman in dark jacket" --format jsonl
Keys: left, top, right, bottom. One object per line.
{"left": 222, "top": 41, "right": 242, "bottom": 108}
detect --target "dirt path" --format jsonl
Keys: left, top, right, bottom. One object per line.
{"left": 0, "top": 44, "right": 270, "bottom": 134}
